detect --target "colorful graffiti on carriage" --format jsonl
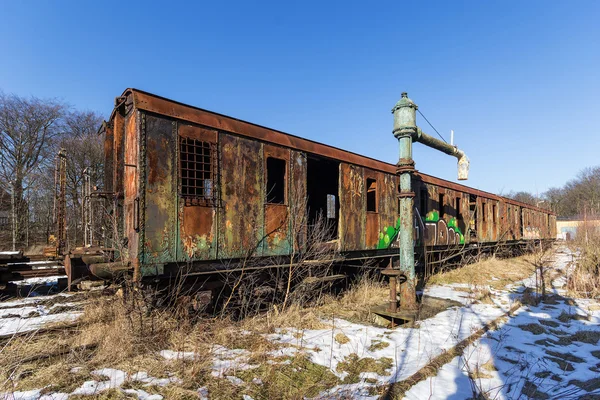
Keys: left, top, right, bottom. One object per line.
{"left": 377, "top": 208, "right": 465, "bottom": 249}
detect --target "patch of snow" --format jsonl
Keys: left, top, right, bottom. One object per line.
{"left": 424, "top": 284, "right": 474, "bottom": 305}
{"left": 0, "top": 389, "right": 42, "bottom": 400}
{"left": 0, "top": 311, "right": 80, "bottom": 337}
{"left": 72, "top": 368, "right": 127, "bottom": 395}
{"left": 226, "top": 375, "right": 244, "bottom": 385}
{"left": 251, "top": 377, "right": 263, "bottom": 385}
{"left": 0, "top": 305, "right": 41, "bottom": 318}
{"left": 159, "top": 349, "right": 197, "bottom": 360}
{"left": 197, "top": 387, "right": 209, "bottom": 400}
{"left": 0, "top": 293, "right": 72, "bottom": 309}
{"left": 131, "top": 371, "right": 182, "bottom": 386}
{"left": 403, "top": 357, "right": 478, "bottom": 400}
{"left": 10, "top": 276, "right": 61, "bottom": 286}
{"left": 211, "top": 345, "right": 259, "bottom": 378}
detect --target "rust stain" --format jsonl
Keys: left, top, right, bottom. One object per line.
{"left": 113, "top": 111, "right": 125, "bottom": 195}
{"left": 179, "top": 123, "right": 217, "bottom": 142}
{"left": 219, "top": 134, "right": 263, "bottom": 258}
{"left": 181, "top": 206, "right": 214, "bottom": 258}
{"left": 263, "top": 144, "right": 290, "bottom": 254}
{"left": 340, "top": 163, "right": 365, "bottom": 251}
{"left": 290, "top": 150, "right": 307, "bottom": 252}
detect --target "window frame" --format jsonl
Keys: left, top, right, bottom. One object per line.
{"left": 366, "top": 177, "right": 377, "bottom": 213}
{"left": 265, "top": 156, "right": 287, "bottom": 205}
{"left": 178, "top": 134, "right": 218, "bottom": 207}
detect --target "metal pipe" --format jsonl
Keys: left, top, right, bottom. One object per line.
{"left": 392, "top": 93, "right": 418, "bottom": 309}
{"left": 390, "top": 92, "right": 471, "bottom": 310}
{"left": 89, "top": 262, "right": 131, "bottom": 279}
{"left": 415, "top": 128, "right": 470, "bottom": 180}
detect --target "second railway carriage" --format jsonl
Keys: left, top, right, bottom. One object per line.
{"left": 68, "top": 89, "right": 556, "bottom": 283}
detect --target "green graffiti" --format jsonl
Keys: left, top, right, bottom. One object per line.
{"left": 448, "top": 217, "right": 465, "bottom": 244}
{"left": 377, "top": 217, "right": 401, "bottom": 249}
{"left": 424, "top": 210, "right": 439, "bottom": 222}
{"left": 377, "top": 212, "right": 466, "bottom": 248}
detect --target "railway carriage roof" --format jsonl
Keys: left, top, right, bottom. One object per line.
{"left": 106, "top": 88, "right": 554, "bottom": 215}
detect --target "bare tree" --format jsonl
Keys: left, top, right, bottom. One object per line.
{"left": 506, "top": 191, "right": 538, "bottom": 206}
{"left": 59, "top": 110, "right": 104, "bottom": 246}
{"left": 0, "top": 91, "right": 66, "bottom": 249}
{"left": 542, "top": 166, "right": 600, "bottom": 217}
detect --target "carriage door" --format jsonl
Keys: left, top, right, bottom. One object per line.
{"left": 365, "top": 173, "right": 379, "bottom": 248}
{"left": 263, "top": 145, "right": 290, "bottom": 256}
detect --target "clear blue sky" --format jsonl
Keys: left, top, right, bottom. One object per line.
{"left": 1, "top": 1, "right": 598, "bottom": 195}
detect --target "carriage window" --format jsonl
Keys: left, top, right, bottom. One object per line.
{"left": 179, "top": 136, "right": 216, "bottom": 206}
{"left": 366, "top": 178, "right": 377, "bottom": 212}
{"left": 420, "top": 189, "right": 427, "bottom": 216}
{"left": 493, "top": 204, "right": 497, "bottom": 223}
{"left": 266, "top": 157, "right": 286, "bottom": 204}
{"left": 439, "top": 193, "right": 445, "bottom": 218}
{"left": 482, "top": 202, "right": 486, "bottom": 221}
{"left": 455, "top": 197, "right": 461, "bottom": 219}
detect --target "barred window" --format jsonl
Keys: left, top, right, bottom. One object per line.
{"left": 366, "top": 178, "right": 377, "bottom": 212}
{"left": 179, "top": 136, "right": 216, "bottom": 206}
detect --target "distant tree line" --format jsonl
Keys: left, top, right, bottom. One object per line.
{"left": 505, "top": 166, "right": 600, "bottom": 218}
{"left": 0, "top": 90, "right": 104, "bottom": 251}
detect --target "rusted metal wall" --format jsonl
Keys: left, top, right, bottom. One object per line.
{"left": 339, "top": 163, "right": 365, "bottom": 251}
{"left": 142, "top": 114, "right": 177, "bottom": 267}
{"left": 218, "top": 133, "right": 263, "bottom": 259}
{"left": 124, "top": 111, "right": 139, "bottom": 271}
{"left": 290, "top": 150, "right": 307, "bottom": 252}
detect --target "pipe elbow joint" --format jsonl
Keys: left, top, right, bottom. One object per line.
{"left": 457, "top": 153, "right": 469, "bottom": 181}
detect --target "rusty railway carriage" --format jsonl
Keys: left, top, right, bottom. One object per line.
{"left": 66, "top": 89, "right": 556, "bottom": 284}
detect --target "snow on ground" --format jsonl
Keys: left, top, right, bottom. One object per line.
{"left": 9, "top": 276, "right": 62, "bottom": 287}
{"left": 3, "top": 246, "right": 598, "bottom": 399}
{"left": 0, "top": 293, "right": 80, "bottom": 337}
{"left": 404, "top": 246, "right": 600, "bottom": 400}
{"left": 0, "top": 294, "right": 72, "bottom": 309}
{"left": 1, "top": 368, "right": 180, "bottom": 400}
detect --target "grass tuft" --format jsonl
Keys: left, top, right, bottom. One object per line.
{"left": 336, "top": 353, "right": 393, "bottom": 384}
{"left": 518, "top": 323, "right": 546, "bottom": 335}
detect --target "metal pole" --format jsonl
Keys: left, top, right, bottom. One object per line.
{"left": 392, "top": 93, "right": 418, "bottom": 308}
{"left": 11, "top": 180, "right": 16, "bottom": 252}
{"left": 390, "top": 93, "right": 470, "bottom": 310}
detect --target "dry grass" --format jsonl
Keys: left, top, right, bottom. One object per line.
{"left": 0, "top": 275, "right": 390, "bottom": 398}
{"left": 567, "top": 231, "right": 600, "bottom": 298}
{"left": 334, "top": 333, "right": 350, "bottom": 344}
{"left": 518, "top": 323, "right": 546, "bottom": 335}
{"left": 335, "top": 353, "right": 393, "bottom": 384}
{"left": 316, "top": 276, "right": 389, "bottom": 323}
{"left": 428, "top": 254, "right": 537, "bottom": 290}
